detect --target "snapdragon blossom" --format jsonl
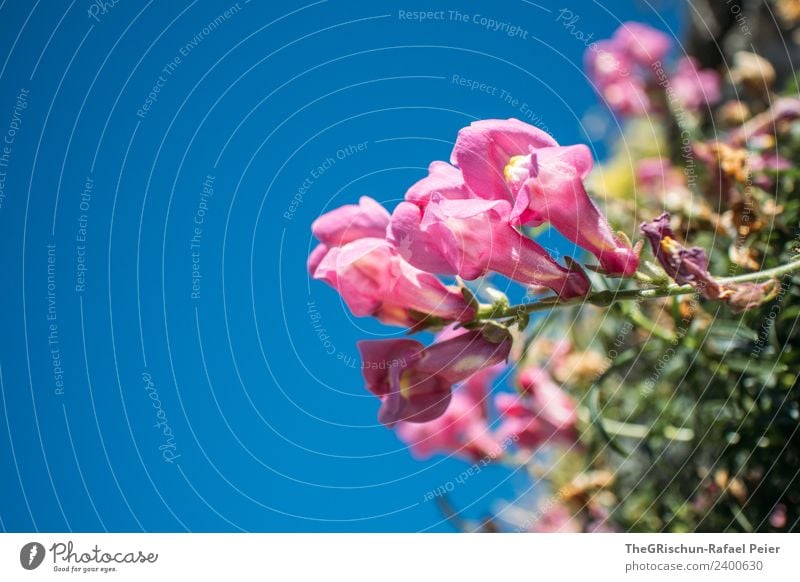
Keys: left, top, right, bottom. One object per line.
{"left": 309, "top": 196, "right": 475, "bottom": 327}
{"left": 390, "top": 168, "right": 591, "bottom": 298}
{"left": 451, "top": 118, "right": 639, "bottom": 276}
{"left": 358, "top": 328, "right": 511, "bottom": 426}
{"left": 494, "top": 366, "right": 578, "bottom": 449}
{"left": 396, "top": 364, "right": 505, "bottom": 461}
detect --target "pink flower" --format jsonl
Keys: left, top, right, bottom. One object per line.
{"left": 309, "top": 196, "right": 475, "bottom": 326}
{"left": 306, "top": 242, "right": 330, "bottom": 276}
{"left": 518, "top": 367, "right": 578, "bottom": 429}
{"left": 405, "top": 161, "right": 476, "bottom": 208}
{"left": 311, "top": 195, "right": 390, "bottom": 246}
{"left": 600, "top": 77, "right": 651, "bottom": 116}
{"left": 611, "top": 22, "right": 672, "bottom": 67}
{"left": 530, "top": 504, "right": 582, "bottom": 533}
{"left": 307, "top": 195, "right": 390, "bottom": 275}
{"left": 449, "top": 118, "right": 557, "bottom": 217}
{"left": 586, "top": 40, "right": 634, "bottom": 87}
{"left": 313, "top": 237, "right": 474, "bottom": 327}
{"left": 396, "top": 363, "right": 505, "bottom": 461}
{"left": 750, "top": 149, "right": 791, "bottom": 189}
{"left": 585, "top": 22, "right": 672, "bottom": 116}
{"left": 585, "top": 40, "right": 651, "bottom": 115}
{"left": 769, "top": 504, "right": 787, "bottom": 529}
{"left": 636, "top": 157, "right": 684, "bottom": 191}
{"left": 671, "top": 57, "right": 721, "bottom": 111}
{"left": 451, "top": 119, "right": 639, "bottom": 276}
{"left": 358, "top": 328, "right": 512, "bottom": 426}
{"left": 389, "top": 193, "right": 590, "bottom": 299}
{"left": 494, "top": 367, "right": 577, "bottom": 450}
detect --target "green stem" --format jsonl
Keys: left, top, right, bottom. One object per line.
{"left": 479, "top": 284, "right": 696, "bottom": 320}
{"left": 478, "top": 258, "right": 800, "bottom": 321}
{"left": 577, "top": 409, "right": 695, "bottom": 441}
{"left": 719, "top": 258, "right": 800, "bottom": 284}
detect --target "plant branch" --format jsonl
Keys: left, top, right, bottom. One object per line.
{"left": 476, "top": 258, "right": 800, "bottom": 322}
{"left": 478, "top": 284, "right": 696, "bottom": 320}
{"left": 719, "top": 258, "right": 800, "bottom": 284}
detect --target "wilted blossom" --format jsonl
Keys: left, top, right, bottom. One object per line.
{"left": 724, "top": 281, "right": 778, "bottom": 313}
{"left": 670, "top": 57, "right": 721, "bottom": 112}
{"left": 309, "top": 196, "right": 474, "bottom": 326}
{"left": 494, "top": 366, "right": 577, "bottom": 450}
{"left": 730, "top": 51, "right": 776, "bottom": 92}
{"left": 640, "top": 212, "right": 724, "bottom": 299}
{"left": 729, "top": 97, "right": 800, "bottom": 147}
{"left": 640, "top": 212, "right": 776, "bottom": 311}
{"left": 451, "top": 118, "right": 639, "bottom": 276}
{"left": 358, "top": 328, "right": 511, "bottom": 426}
{"left": 396, "top": 364, "right": 505, "bottom": 461}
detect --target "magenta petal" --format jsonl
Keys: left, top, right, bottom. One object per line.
{"left": 613, "top": 21, "right": 672, "bottom": 66}
{"left": 494, "top": 392, "right": 527, "bottom": 416}
{"left": 524, "top": 145, "right": 639, "bottom": 276}
{"left": 357, "top": 339, "right": 422, "bottom": 397}
{"left": 405, "top": 161, "right": 474, "bottom": 207}
{"left": 387, "top": 201, "right": 456, "bottom": 274}
{"left": 390, "top": 262, "right": 476, "bottom": 323}
{"left": 311, "top": 196, "right": 390, "bottom": 247}
{"left": 316, "top": 238, "right": 388, "bottom": 316}
{"left": 416, "top": 330, "right": 511, "bottom": 385}
{"left": 315, "top": 237, "right": 473, "bottom": 326}
{"left": 487, "top": 221, "right": 591, "bottom": 297}
{"left": 395, "top": 387, "right": 501, "bottom": 461}
{"left": 585, "top": 39, "right": 633, "bottom": 87}
{"left": 671, "top": 57, "right": 721, "bottom": 111}
{"left": 307, "top": 243, "right": 329, "bottom": 277}
{"left": 379, "top": 374, "right": 452, "bottom": 426}
{"left": 462, "top": 362, "right": 504, "bottom": 405}
{"left": 451, "top": 118, "right": 557, "bottom": 203}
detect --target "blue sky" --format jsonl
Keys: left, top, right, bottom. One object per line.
{"left": 0, "top": 0, "right": 681, "bottom": 532}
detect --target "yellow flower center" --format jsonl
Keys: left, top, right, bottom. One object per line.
{"left": 660, "top": 235, "right": 680, "bottom": 254}
{"left": 399, "top": 370, "right": 414, "bottom": 400}
{"left": 504, "top": 155, "right": 528, "bottom": 183}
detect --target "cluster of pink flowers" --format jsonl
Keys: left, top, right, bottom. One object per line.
{"left": 585, "top": 22, "right": 720, "bottom": 115}
{"left": 308, "top": 119, "right": 639, "bottom": 428}
{"left": 395, "top": 346, "right": 578, "bottom": 461}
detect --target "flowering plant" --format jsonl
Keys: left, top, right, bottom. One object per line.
{"left": 308, "top": 19, "right": 800, "bottom": 532}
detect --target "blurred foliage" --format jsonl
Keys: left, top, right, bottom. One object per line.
{"left": 536, "top": 72, "right": 800, "bottom": 533}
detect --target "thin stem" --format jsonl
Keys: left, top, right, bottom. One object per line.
{"left": 576, "top": 409, "right": 694, "bottom": 441}
{"left": 479, "top": 284, "right": 696, "bottom": 320}
{"left": 478, "top": 257, "right": 800, "bottom": 321}
{"left": 719, "top": 258, "right": 800, "bottom": 284}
